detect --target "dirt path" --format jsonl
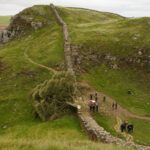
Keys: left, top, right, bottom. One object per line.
{"left": 80, "top": 81, "right": 150, "bottom": 121}
{"left": 0, "top": 25, "right": 7, "bottom": 32}
{"left": 99, "top": 92, "right": 150, "bottom": 121}
{"left": 74, "top": 96, "right": 150, "bottom": 150}
{"left": 24, "top": 48, "right": 57, "bottom": 74}
{"left": 23, "top": 4, "right": 150, "bottom": 149}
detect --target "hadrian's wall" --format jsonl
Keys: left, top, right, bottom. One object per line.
{"left": 50, "top": 4, "right": 74, "bottom": 75}
{"left": 50, "top": 4, "right": 150, "bottom": 150}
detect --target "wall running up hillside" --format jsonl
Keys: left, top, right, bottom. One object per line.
{"left": 49, "top": 5, "right": 150, "bottom": 150}
{"left": 50, "top": 4, "right": 74, "bottom": 75}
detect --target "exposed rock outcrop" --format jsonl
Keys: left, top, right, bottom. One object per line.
{"left": 0, "top": 15, "right": 44, "bottom": 44}
{"left": 71, "top": 44, "right": 150, "bottom": 72}
{"left": 49, "top": 4, "right": 150, "bottom": 150}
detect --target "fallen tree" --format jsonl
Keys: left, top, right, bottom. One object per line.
{"left": 31, "top": 72, "right": 76, "bottom": 121}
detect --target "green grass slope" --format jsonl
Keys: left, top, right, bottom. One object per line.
{"left": 0, "top": 5, "right": 129, "bottom": 150}
{"left": 58, "top": 7, "right": 150, "bottom": 116}
{"left": 0, "top": 16, "right": 11, "bottom": 26}
{"left": 59, "top": 7, "right": 150, "bottom": 56}
{"left": 57, "top": 7, "right": 150, "bottom": 145}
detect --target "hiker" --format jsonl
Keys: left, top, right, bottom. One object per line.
{"left": 88, "top": 99, "right": 93, "bottom": 111}
{"left": 94, "top": 93, "right": 99, "bottom": 112}
{"left": 90, "top": 94, "right": 93, "bottom": 100}
{"left": 120, "top": 121, "right": 128, "bottom": 132}
{"left": 115, "top": 102, "right": 118, "bottom": 110}
{"left": 88, "top": 99, "right": 96, "bottom": 112}
{"left": 95, "top": 92, "right": 98, "bottom": 102}
{"left": 95, "top": 92, "right": 98, "bottom": 98}
{"left": 120, "top": 123, "right": 126, "bottom": 132}
{"left": 127, "top": 124, "right": 134, "bottom": 133}
{"left": 95, "top": 101, "right": 99, "bottom": 112}
{"left": 112, "top": 102, "right": 115, "bottom": 110}
{"left": 103, "top": 96, "right": 106, "bottom": 102}
{"left": 91, "top": 100, "right": 96, "bottom": 112}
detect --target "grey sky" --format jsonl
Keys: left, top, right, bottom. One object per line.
{"left": 0, "top": 0, "right": 150, "bottom": 17}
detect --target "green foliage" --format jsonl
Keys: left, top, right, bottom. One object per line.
{"left": 0, "top": 4, "right": 149, "bottom": 148}
{"left": 31, "top": 72, "right": 76, "bottom": 121}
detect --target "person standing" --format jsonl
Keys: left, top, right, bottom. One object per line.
{"left": 95, "top": 93, "right": 98, "bottom": 99}
{"left": 90, "top": 94, "right": 93, "bottom": 100}
{"left": 120, "top": 123, "right": 125, "bottom": 132}
{"left": 112, "top": 102, "right": 115, "bottom": 110}
{"left": 103, "top": 96, "right": 106, "bottom": 102}
{"left": 95, "top": 92, "right": 99, "bottom": 112}
{"left": 115, "top": 102, "right": 118, "bottom": 110}
{"left": 88, "top": 99, "right": 92, "bottom": 111}
{"left": 95, "top": 101, "right": 99, "bottom": 112}
{"left": 91, "top": 99, "right": 96, "bottom": 112}
{"left": 88, "top": 98, "right": 96, "bottom": 112}
{"left": 124, "top": 121, "right": 128, "bottom": 131}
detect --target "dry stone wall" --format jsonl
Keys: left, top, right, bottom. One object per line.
{"left": 71, "top": 44, "right": 150, "bottom": 71}
{"left": 50, "top": 4, "right": 74, "bottom": 75}
{"left": 77, "top": 108, "right": 150, "bottom": 150}
{"left": 50, "top": 4, "right": 150, "bottom": 150}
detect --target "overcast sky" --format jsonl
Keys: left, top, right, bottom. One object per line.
{"left": 0, "top": 0, "right": 150, "bottom": 17}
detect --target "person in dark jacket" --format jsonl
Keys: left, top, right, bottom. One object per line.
{"left": 127, "top": 124, "right": 134, "bottom": 133}
{"left": 115, "top": 102, "right": 118, "bottom": 110}
{"left": 90, "top": 94, "right": 93, "bottom": 100}
{"left": 103, "top": 96, "right": 106, "bottom": 102}
{"left": 120, "top": 121, "right": 128, "bottom": 132}
{"left": 120, "top": 123, "right": 126, "bottom": 132}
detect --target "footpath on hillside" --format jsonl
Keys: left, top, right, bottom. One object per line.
{"left": 24, "top": 4, "right": 150, "bottom": 150}
{"left": 24, "top": 48, "right": 57, "bottom": 74}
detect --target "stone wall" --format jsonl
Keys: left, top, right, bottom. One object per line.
{"left": 50, "top": 4, "right": 74, "bottom": 75}
{"left": 77, "top": 108, "right": 150, "bottom": 150}
{"left": 50, "top": 4, "right": 150, "bottom": 149}
{"left": 71, "top": 44, "right": 150, "bottom": 72}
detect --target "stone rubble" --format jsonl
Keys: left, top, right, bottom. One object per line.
{"left": 77, "top": 109, "right": 150, "bottom": 150}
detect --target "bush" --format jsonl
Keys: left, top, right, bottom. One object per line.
{"left": 31, "top": 72, "right": 76, "bottom": 121}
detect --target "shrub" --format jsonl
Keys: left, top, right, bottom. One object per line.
{"left": 31, "top": 71, "right": 76, "bottom": 121}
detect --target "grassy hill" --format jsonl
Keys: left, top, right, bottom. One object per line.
{"left": 57, "top": 7, "right": 150, "bottom": 145}
{"left": 57, "top": 6, "right": 150, "bottom": 116}
{"left": 0, "top": 5, "right": 129, "bottom": 150}
{"left": 0, "top": 16, "right": 11, "bottom": 26}
{"left": 0, "top": 5, "right": 149, "bottom": 149}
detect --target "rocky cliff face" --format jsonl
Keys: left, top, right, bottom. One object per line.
{"left": 0, "top": 14, "right": 44, "bottom": 44}
{"left": 71, "top": 44, "right": 150, "bottom": 72}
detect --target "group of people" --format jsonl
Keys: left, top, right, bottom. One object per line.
{"left": 88, "top": 92, "right": 119, "bottom": 112}
{"left": 87, "top": 92, "right": 134, "bottom": 134}
{"left": 88, "top": 93, "right": 99, "bottom": 112}
{"left": 120, "top": 121, "right": 134, "bottom": 133}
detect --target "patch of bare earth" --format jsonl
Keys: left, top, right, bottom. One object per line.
{"left": 0, "top": 25, "right": 7, "bottom": 32}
